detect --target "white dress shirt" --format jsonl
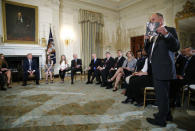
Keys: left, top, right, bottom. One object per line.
{"left": 59, "top": 61, "right": 68, "bottom": 70}
{"left": 142, "top": 31, "right": 170, "bottom": 72}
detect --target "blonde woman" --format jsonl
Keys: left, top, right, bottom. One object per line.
{"left": 108, "top": 51, "right": 137, "bottom": 91}
{"left": 59, "top": 55, "right": 70, "bottom": 83}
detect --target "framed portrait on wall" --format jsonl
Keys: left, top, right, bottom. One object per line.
{"left": 2, "top": 0, "right": 38, "bottom": 44}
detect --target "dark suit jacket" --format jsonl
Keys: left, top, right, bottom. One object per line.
{"left": 71, "top": 59, "right": 82, "bottom": 69}
{"left": 114, "top": 56, "right": 126, "bottom": 69}
{"left": 23, "top": 58, "right": 39, "bottom": 73}
{"left": 136, "top": 56, "right": 147, "bottom": 72}
{"left": 89, "top": 58, "right": 101, "bottom": 71}
{"left": 144, "top": 26, "right": 180, "bottom": 80}
{"left": 101, "top": 57, "right": 115, "bottom": 71}
{"left": 175, "top": 54, "right": 187, "bottom": 76}
{"left": 184, "top": 55, "right": 195, "bottom": 84}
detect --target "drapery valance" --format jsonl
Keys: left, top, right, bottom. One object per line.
{"left": 79, "top": 9, "right": 104, "bottom": 25}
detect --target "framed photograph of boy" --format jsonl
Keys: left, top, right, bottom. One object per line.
{"left": 2, "top": 0, "right": 38, "bottom": 44}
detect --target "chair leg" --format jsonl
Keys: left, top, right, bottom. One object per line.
{"left": 144, "top": 89, "right": 146, "bottom": 109}
{"left": 182, "top": 86, "right": 185, "bottom": 107}
{"left": 188, "top": 90, "right": 191, "bottom": 109}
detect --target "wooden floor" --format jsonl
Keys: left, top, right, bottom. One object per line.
{"left": 0, "top": 78, "right": 195, "bottom": 131}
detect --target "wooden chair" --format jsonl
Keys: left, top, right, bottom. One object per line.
{"left": 181, "top": 85, "right": 188, "bottom": 107}
{"left": 144, "top": 87, "right": 156, "bottom": 108}
{"left": 74, "top": 71, "right": 83, "bottom": 81}
{"left": 188, "top": 85, "right": 195, "bottom": 108}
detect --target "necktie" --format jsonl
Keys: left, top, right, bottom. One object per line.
{"left": 29, "top": 60, "right": 32, "bottom": 70}
{"left": 183, "top": 58, "right": 189, "bottom": 76}
{"left": 75, "top": 59, "right": 77, "bottom": 67}
{"left": 94, "top": 59, "right": 96, "bottom": 70}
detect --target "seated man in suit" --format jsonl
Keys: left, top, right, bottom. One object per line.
{"left": 71, "top": 54, "right": 82, "bottom": 84}
{"left": 170, "top": 47, "right": 195, "bottom": 107}
{"left": 86, "top": 53, "right": 101, "bottom": 84}
{"left": 108, "top": 50, "right": 125, "bottom": 79}
{"left": 95, "top": 52, "right": 115, "bottom": 87}
{"left": 23, "top": 53, "right": 39, "bottom": 86}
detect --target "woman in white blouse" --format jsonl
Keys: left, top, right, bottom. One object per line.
{"left": 59, "top": 55, "right": 69, "bottom": 83}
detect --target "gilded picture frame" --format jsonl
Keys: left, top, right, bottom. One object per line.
{"left": 2, "top": 0, "right": 38, "bottom": 44}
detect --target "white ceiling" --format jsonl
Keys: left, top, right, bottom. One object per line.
{"left": 78, "top": 0, "right": 143, "bottom": 11}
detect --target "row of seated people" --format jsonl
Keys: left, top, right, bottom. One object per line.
{"left": 0, "top": 52, "right": 83, "bottom": 90}
{"left": 23, "top": 53, "right": 82, "bottom": 86}
{"left": 85, "top": 47, "right": 195, "bottom": 108}
{"left": 122, "top": 47, "right": 195, "bottom": 108}
{"left": 86, "top": 50, "right": 145, "bottom": 92}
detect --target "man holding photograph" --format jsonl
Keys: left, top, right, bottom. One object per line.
{"left": 144, "top": 13, "right": 180, "bottom": 127}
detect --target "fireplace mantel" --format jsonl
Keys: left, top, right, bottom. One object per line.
{"left": 0, "top": 44, "right": 47, "bottom": 79}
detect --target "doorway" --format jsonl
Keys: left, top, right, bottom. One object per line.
{"left": 130, "top": 35, "right": 144, "bottom": 58}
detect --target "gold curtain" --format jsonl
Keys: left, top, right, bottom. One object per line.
{"left": 79, "top": 9, "right": 104, "bottom": 69}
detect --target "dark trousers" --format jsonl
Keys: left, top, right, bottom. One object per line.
{"left": 126, "top": 75, "right": 153, "bottom": 103}
{"left": 59, "top": 69, "right": 70, "bottom": 80}
{"left": 71, "top": 68, "right": 82, "bottom": 82}
{"left": 108, "top": 69, "right": 116, "bottom": 79}
{"left": 87, "top": 69, "right": 96, "bottom": 82}
{"left": 23, "top": 70, "right": 39, "bottom": 83}
{"left": 101, "top": 69, "right": 109, "bottom": 84}
{"left": 95, "top": 69, "right": 101, "bottom": 83}
{"left": 0, "top": 72, "right": 6, "bottom": 88}
{"left": 153, "top": 79, "right": 170, "bottom": 123}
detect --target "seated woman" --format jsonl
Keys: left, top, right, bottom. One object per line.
{"left": 59, "top": 55, "right": 70, "bottom": 83}
{"left": 0, "top": 54, "right": 12, "bottom": 88}
{"left": 45, "top": 55, "right": 54, "bottom": 84}
{"left": 108, "top": 51, "right": 137, "bottom": 91}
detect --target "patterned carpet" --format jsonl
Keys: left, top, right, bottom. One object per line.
{"left": 0, "top": 78, "right": 194, "bottom": 131}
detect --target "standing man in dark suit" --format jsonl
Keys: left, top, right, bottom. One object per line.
{"left": 95, "top": 52, "right": 115, "bottom": 87}
{"left": 144, "top": 13, "right": 180, "bottom": 127}
{"left": 86, "top": 53, "right": 101, "bottom": 84}
{"left": 23, "top": 53, "right": 40, "bottom": 86}
{"left": 71, "top": 54, "right": 82, "bottom": 84}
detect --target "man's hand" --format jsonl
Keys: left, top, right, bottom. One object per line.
{"left": 88, "top": 67, "right": 91, "bottom": 70}
{"left": 157, "top": 27, "right": 168, "bottom": 35}
{"left": 1, "top": 68, "right": 8, "bottom": 71}
{"left": 76, "top": 65, "right": 80, "bottom": 68}
{"left": 110, "top": 68, "right": 114, "bottom": 71}
{"left": 177, "top": 75, "right": 183, "bottom": 80}
{"left": 134, "top": 71, "right": 148, "bottom": 76}
{"left": 99, "top": 67, "right": 103, "bottom": 71}
{"left": 144, "top": 35, "right": 150, "bottom": 40}
{"left": 123, "top": 67, "right": 130, "bottom": 71}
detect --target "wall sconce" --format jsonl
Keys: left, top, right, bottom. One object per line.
{"left": 61, "top": 25, "right": 75, "bottom": 46}
{"left": 65, "top": 39, "right": 70, "bottom": 45}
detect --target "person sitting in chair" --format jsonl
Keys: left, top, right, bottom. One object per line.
{"left": 86, "top": 53, "right": 101, "bottom": 84}
{"left": 107, "top": 51, "right": 137, "bottom": 91}
{"left": 22, "top": 53, "right": 39, "bottom": 86}
{"left": 59, "top": 55, "right": 70, "bottom": 83}
{"left": 71, "top": 54, "right": 82, "bottom": 84}
{"left": 0, "top": 54, "right": 12, "bottom": 88}
{"left": 45, "top": 55, "right": 54, "bottom": 84}
{"left": 0, "top": 67, "right": 7, "bottom": 90}
{"left": 95, "top": 52, "right": 115, "bottom": 87}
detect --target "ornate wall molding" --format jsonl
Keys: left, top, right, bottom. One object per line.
{"left": 176, "top": 0, "right": 195, "bottom": 19}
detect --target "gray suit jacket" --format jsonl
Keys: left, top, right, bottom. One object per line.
{"left": 144, "top": 26, "right": 180, "bottom": 80}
